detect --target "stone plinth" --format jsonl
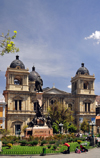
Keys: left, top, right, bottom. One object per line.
{"left": 26, "top": 126, "right": 53, "bottom": 138}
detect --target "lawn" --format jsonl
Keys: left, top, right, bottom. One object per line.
{"left": 0, "top": 141, "right": 90, "bottom": 155}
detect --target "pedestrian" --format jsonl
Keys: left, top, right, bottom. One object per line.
{"left": 75, "top": 146, "right": 81, "bottom": 153}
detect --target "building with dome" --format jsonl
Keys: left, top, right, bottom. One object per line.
{"left": 3, "top": 56, "right": 96, "bottom": 135}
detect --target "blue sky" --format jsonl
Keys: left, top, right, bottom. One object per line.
{"left": 0, "top": 0, "right": 100, "bottom": 99}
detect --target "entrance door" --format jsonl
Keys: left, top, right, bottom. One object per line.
{"left": 15, "top": 125, "right": 20, "bottom": 135}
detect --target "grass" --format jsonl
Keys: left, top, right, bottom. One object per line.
{"left": 0, "top": 141, "right": 90, "bottom": 155}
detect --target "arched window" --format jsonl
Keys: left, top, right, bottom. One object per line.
{"left": 68, "top": 104, "right": 72, "bottom": 110}
{"left": 50, "top": 100, "right": 56, "bottom": 105}
{"left": 84, "top": 82, "right": 88, "bottom": 89}
{"left": 85, "top": 103, "right": 90, "bottom": 112}
{"left": 14, "top": 76, "right": 22, "bottom": 85}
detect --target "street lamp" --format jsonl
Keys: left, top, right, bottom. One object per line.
{"left": 89, "top": 121, "right": 95, "bottom": 137}
{"left": 97, "top": 126, "right": 99, "bottom": 134}
{"left": 59, "top": 123, "right": 63, "bottom": 134}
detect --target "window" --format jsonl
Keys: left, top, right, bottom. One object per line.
{"left": 85, "top": 103, "right": 91, "bottom": 112}
{"left": 19, "top": 100, "right": 22, "bottom": 110}
{"left": 84, "top": 82, "right": 88, "bottom": 89}
{"left": 50, "top": 100, "right": 56, "bottom": 105}
{"left": 14, "top": 76, "right": 22, "bottom": 85}
{"left": 88, "top": 103, "right": 90, "bottom": 112}
{"left": 85, "top": 103, "right": 87, "bottom": 112}
{"left": 15, "top": 100, "right": 17, "bottom": 110}
{"left": 15, "top": 125, "right": 21, "bottom": 135}
{"left": 75, "top": 82, "right": 77, "bottom": 90}
{"left": 15, "top": 100, "right": 22, "bottom": 110}
{"left": 68, "top": 104, "right": 72, "bottom": 110}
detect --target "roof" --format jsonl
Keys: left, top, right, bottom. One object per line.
{"left": 96, "top": 116, "right": 100, "bottom": 119}
{"left": 10, "top": 55, "right": 25, "bottom": 69}
{"left": 43, "top": 87, "right": 68, "bottom": 94}
{"left": 76, "top": 63, "right": 89, "bottom": 75}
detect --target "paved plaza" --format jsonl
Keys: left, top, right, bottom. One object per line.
{"left": 0, "top": 148, "right": 100, "bottom": 158}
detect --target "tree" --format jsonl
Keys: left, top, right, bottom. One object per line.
{"left": 0, "top": 30, "right": 19, "bottom": 56}
{"left": 68, "top": 123, "right": 77, "bottom": 133}
{"left": 48, "top": 101, "right": 74, "bottom": 132}
{"left": 0, "top": 129, "right": 10, "bottom": 136}
{"left": 81, "top": 120, "right": 89, "bottom": 135}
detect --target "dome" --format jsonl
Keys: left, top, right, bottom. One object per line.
{"left": 29, "top": 66, "right": 41, "bottom": 81}
{"left": 10, "top": 55, "right": 25, "bottom": 69}
{"left": 76, "top": 63, "right": 89, "bottom": 75}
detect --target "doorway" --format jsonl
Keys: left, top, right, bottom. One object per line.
{"left": 15, "top": 124, "right": 21, "bottom": 135}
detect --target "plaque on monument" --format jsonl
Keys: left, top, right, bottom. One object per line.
{"left": 0, "top": 141, "right": 2, "bottom": 152}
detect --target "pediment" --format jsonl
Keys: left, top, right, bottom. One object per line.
{"left": 13, "top": 95, "right": 23, "bottom": 100}
{"left": 83, "top": 99, "right": 93, "bottom": 103}
{"left": 12, "top": 120, "right": 23, "bottom": 123}
{"left": 44, "top": 88, "right": 67, "bottom": 94}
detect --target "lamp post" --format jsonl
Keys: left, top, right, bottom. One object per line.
{"left": 97, "top": 126, "right": 99, "bottom": 134}
{"left": 89, "top": 121, "right": 95, "bottom": 137}
{"left": 59, "top": 123, "right": 63, "bottom": 134}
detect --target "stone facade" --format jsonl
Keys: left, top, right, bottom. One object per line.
{"left": 3, "top": 57, "right": 97, "bottom": 135}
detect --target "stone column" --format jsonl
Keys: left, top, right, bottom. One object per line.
{"left": 3, "top": 106, "right": 5, "bottom": 118}
{"left": 12, "top": 75, "right": 14, "bottom": 84}
{"left": 17, "top": 101, "right": 19, "bottom": 111}
{"left": 87, "top": 103, "right": 88, "bottom": 112}
{"left": 2, "top": 118, "right": 5, "bottom": 129}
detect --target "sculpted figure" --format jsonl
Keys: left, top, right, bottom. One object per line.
{"left": 46, "top": 115, "right": 52, "bottom": 128}
{"left": 35, "top": 76, "right": 43, "bottom": 92}
{"left": 27, "top": 101, "right": 44, "bottom": 127}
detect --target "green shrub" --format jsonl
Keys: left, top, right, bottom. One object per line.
{"left": 73, "top": 138, "right": 76, "bottom": 142}
{"left": 55, "top": 140, "right": 60, "bottom": 146}
{"left": 47, "top": 144, "right": 51, "bottom": 149}
{"left": 74, "top": 137, "right": 78, "bottom": 142}
{"left": 2, "top": 140, "right": 8, "bottom": 146}
{"left": 52, "top": 144, "right": 57, "bottom": 150}
{"left": 10, "top": 140, "right": 14, "bottom": 144}
{"left": 67, "top": 134, "right": 71, "bottom": 139}
{"left": 41, "top": 140, "right": 47, "bottom": 146}
{"left": 49, "top": 140, "right": 55, "bottom": 144}
{"left": 20, "top": 140, "right": 28, "bottom": 146}
{"left": 29, "top": 140, "right": 38, "bottom": 146}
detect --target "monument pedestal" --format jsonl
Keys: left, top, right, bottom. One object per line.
{"left": 26, "top": 126, "right": 53, "bottom": 138}
{"left": 26, "top": 91, "right": 53, "bottom": 138}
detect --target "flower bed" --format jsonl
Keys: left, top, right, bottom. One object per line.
{"left": 0, "top": 141, "right": 90, "bottom": 155}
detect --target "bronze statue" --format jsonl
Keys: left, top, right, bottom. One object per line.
{"left": 35, "top": 76, "right": 43, "bottom": 92}
{"left": 27, "top": 101, "right": 45, "bottom": 127}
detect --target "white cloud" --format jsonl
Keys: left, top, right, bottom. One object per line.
{"left": 84, "top": 31, "right": 100, "bottom": 44}
{"left": 67, "top": 85, "right": 71, "bottom": 89}
{"left": 0, "top": 93, "right": 5, "bottom": 102}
